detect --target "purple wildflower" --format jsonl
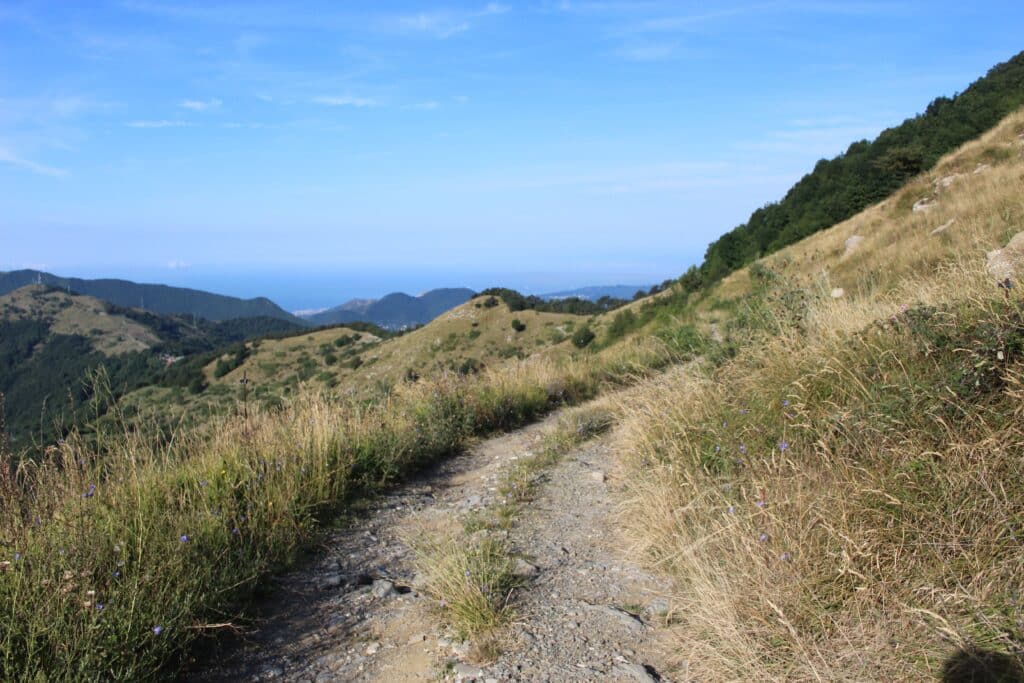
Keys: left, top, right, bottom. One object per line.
{"left": 727, "top": 505, "right": 735, "bottom": 515}
{"left": 13, "top": 553, "right": 21, "bottom": 562}
{"left": 152, "top": 625, "right": 163, "bottom": 635}
{"left": 756, "top": 500, "right": 765, "bottom": 508}
{"left": 96, "top": 603, "right": 104, "bottom": 611}
{"left": 782, "top": 399, "right": 790, "bottom": 407}
{"left": 738, "top": 443, "right": 747, "bottom": 454}
{"left": 112, "top": 570, "right": 121, "bottom": 578}
{"left": 759, "top": 532, "right": 769, "bottom": 542}
{"left": 231, "top": 528, "right": 240, "bottom": 536}
{"left": 780, "top": 552, "right": 792, "bottom": 562}
{"left": 778, "top": 441, "right": 789, "bottom": 452}
{"left": 179, "top": 535, "right": 189, "bottom": 543}
{"left": 82, "top": 484, "right": 96, "bottom": 499}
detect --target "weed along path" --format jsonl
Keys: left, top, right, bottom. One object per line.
{"left": 191, "top": 407, "right": 674, "bottom": 682}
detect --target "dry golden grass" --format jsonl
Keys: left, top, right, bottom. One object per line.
{"left": 614, "top": 109, "right": 1024, "bottom": 681}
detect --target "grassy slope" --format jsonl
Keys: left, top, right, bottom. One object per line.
{"left": 616, "top": 109, "right": 1024, "bottom": 680}
{"left": 0, "top": 286, "right": 159, "bottom": 356}
{"left": 117, "top": 296, "right": 592, "bottom": 424}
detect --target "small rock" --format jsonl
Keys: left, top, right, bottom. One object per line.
{"left": 513, "top": 558, "right": 539, "bottom": 578}
{"left": 842, "top": 235, "right": 865, "bottom": 257}
{"left": 453, "top": 662, "right": 483, "bottom": 680}
{"left": 318, "top": 573, "right": 343, "bottom": 590}
{"left": 590, "top": 471, "right": 606, "bottom": 483}
{"left": 371, "top": 579, "right": 396, "bottom": 599}
{"left": 642, "top": 597, "right": 671, "bottom": 621}
{"left": 364, "top": 641, "right": 380, "bottom": 656}
{"left": 934, "top": 173, "right": 962, "bottom": 191}
{"left": 261, "top": 665, "right": 285, "bottom": 679}
{"left": 613, "top": 662, "right": 659, "bottom": 682}
{"left": 912, "top": 197, "right": 937, "bottom": 213}
{"left": 830, "top": 287, "right": 844, "bottom": 299}
{"left": 586, "top": 604, "right": 644, "bottom": 632}
{"left": 930, "top": 218, "right": 955, "bottom": 236}
{"left": 974, "top": 163, "right": 990, "bottom": 174}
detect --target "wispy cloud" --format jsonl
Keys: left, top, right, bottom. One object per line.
{"left": 392, "top": 3, "right": 509, "bottom": 38}
{"left": 411, "top": 100, "right": 440, "bottom": 110}
{"left": 615, "top": 43, "right": 676, "bottom": 62}
{"left": 0, "top": 146, "right": 68, "bottom": 177}
{"left": 312, "top": 95, "right": 379, "bottom": 108}
{"left": 166, "top": 260, "right": 190, "bottom": 269}
{"left": 180, "top": 98, "right": 222, "bottom": 111}
{"left": 127, "top": 119, "right": 193, "bottom": 128}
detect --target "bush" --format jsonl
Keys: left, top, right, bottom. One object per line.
{"left": 511, "top": 319, "right": 526, "bottom": 333}
{"left": 571, "top": 325, "right": 595, "bottom": 349}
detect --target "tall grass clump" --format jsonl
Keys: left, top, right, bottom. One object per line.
{"left": 0, "top": 332, "right": 681, "bottom": 680}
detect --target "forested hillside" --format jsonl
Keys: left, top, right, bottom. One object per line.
{"left": 686, "top": 49, "right": 1024, "bottom": 290}
{"left": 0, "top": 269, "right": 303, "bottom": 323}
{"left": 0, "top": 286, "right": 303, "bottom": 448}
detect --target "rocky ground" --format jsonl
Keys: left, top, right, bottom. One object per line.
{"left": 191, "top": 411, "right": 675, "bottom": 682}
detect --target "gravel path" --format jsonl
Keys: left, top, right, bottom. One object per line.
{"left": 190, "top": 410, "right": 674, "bottom": 682}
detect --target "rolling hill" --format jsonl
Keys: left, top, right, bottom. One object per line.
{"left": 0, "top": 269, "right": 303, "bottom": 324}
{"left": 0, "top": 285, "right": 304, "bottom": 446}
{"left": 301, "top": 287, "right": 475, "bottom": 329}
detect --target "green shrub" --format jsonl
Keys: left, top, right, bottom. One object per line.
{"left": 572, "top": 325, "right": 595, "bottom": 348}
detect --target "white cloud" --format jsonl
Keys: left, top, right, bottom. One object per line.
{"left": 127, "top": 120, "right": 193, "bottom": 128}
{"left": 412, "top": 100, "right": 440, "bottom": 110}
{"left": 166, "top": 260, "right": 190, "bottom": 269}
{"left": 180, "top": 98, "right": 222, "bottom": 111}
{"left": 0, "top": 146, "right": 68, "bottom": 177}
{"left": 312, "top": 95, "right": 379, "bottom": 107}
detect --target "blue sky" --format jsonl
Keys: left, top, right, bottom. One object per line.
{"left": 2, "top": 1, "right": 1022, "bottom": 309}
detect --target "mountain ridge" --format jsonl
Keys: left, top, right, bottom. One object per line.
{"left": 302, "top": 287, "right": 476, "bottom": 329}
{"left": 0, "top": 269, "right": 304, "bottom": 324}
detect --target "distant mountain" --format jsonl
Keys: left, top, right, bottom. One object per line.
{"left": 540, "top": 285, "right": 652, "bottom": 302}
{"left": 303, "top": 288, "right": 475, "bottom": 329}
{"left": 0, "top": 269, "right": 304, "bottom": 324}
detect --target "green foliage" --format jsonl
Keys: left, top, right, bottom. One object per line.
{"left": 510, "top": 318, "right": 526, "bottom": 333}
{"left": 572, "top": 325, "right": 596, "bottom": 349}
{"left": 479, "top": 287, "right": 628, "bottom": 315}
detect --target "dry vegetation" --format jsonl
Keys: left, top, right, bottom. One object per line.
{"left": 0, "top": 327, "right": 677, "bottom": 680}
{"left": 615, "top": 109, "right": 1024, "bottom": 680}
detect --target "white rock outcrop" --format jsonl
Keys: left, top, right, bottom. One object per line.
{"left": 986, "top": 231, "right": 1024, "bottom": 281}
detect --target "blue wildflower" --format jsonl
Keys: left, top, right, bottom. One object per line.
{"left": 152, "top": 625, "right": 163, "bottom": 635}
{"left": 179, "top": 535, "right": 189, "bottom": 543}
{"left": 778, "top": 441, "right": 789, "bottom": 452}
{"left": 82, "top": 484, "right": 96, "bottom": 499}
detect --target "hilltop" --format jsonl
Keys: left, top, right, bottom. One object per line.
{"left": 0, "top": 269, "right": 303, "bottom": 324}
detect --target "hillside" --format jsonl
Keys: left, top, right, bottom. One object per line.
{"left": 117, "top": 294, "right": 594, "bottom": 425}
{"left": 0, "top": 269, "right": 303, "bottom": 324}
{"left": 303, "top": 287, "right": 475, "bottom": 329}
{"left": 687, "top": 48, "right": 1024, "bottom": 290}
{"left": 614, "top": 108, "right": 1024, "bottom": 679}
{"left": 0, "top": 285, "right": 304, "bottom": 447}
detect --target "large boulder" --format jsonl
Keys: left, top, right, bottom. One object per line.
{"left": 986, "top": 231, "right": 1024, "bottom": 281}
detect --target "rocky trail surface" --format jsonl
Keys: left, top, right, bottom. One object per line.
{"left": 192, "top": 411, "right": 675, "bottom": 682}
